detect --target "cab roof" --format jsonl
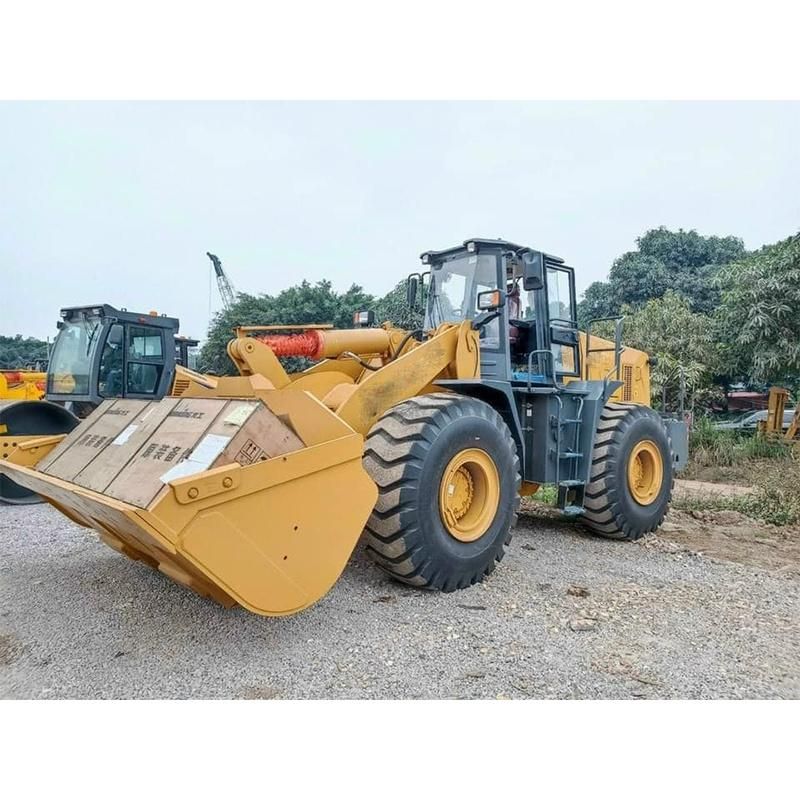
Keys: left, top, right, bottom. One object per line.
{"left": 59, "top": 304, "right": 180, "bottom": 331}
{"left": 420, "top": 238, "right": 564, "bottom": 264}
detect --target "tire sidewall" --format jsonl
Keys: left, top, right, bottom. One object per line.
{"left": 414, "top": 410, "right": 517, "bottom": 573}
{"left": 611, "top": 412, "right": 673, "bottom": 529}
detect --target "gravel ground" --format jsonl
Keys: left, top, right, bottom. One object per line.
{"left": 1, "top": 502, "right": 798, "bottom": 699}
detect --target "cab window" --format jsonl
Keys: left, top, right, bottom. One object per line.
{"left": 547, "top": 267, "right": 574, "bottom": 323}
{"left": 546, "top": 265, "right": 579, "bottom": 377}
{"left": 128, "top": 326, "right": 163, "bottom": 359}
{"left": 127, "top": 362, "right": 161, "bottom": 394}
{"left": 126, "top": 325, "right": 164, "bottom": 395}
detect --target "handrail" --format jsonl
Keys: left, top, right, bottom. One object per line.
{"left": 526, "top": 349, "right": 559, "bottom": 390}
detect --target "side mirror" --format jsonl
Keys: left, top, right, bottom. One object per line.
{"left": 406, "top": 275, "right": 419, "bottom": 308}
{"left": 522, "top": 251, "right": 544, "bottom": 291}
{"left": 477, "top": 289, "right": 505, "bottom": 311}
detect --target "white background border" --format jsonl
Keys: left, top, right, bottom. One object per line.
{"left": 1, "top": 1, "right": 796, "bottom": 795}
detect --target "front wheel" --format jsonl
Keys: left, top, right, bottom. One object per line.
{"left": 581, "top": 403, "right": 674, "bottom": 540}
{"left": 362, "top": 393, "right": 520, "bottom": 591}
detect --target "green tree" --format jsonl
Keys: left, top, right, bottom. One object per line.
{"left": 199, "top": 280, "right": 375, "bottom": 375}
{"left": 577, "top": 227, "right": 747, "bottom": 322}
{"left": 636, "top": 227, "right": 745, "bottom": 314}
{"left": 715, "top": 233, "right": 800, "bottom": 385}
{"left": 373, "top": 280, "right": 425, "bottom": 331}
{"left": 577, "top": 280, "right": 616, "bottom": 327}
{"left": 637, "top": 226, "right": 745, "bottom": 269}
{"left": 0, "top": 334, "right": 49, "bottom": 370}
{"left": 617, "top": 291, "right": 717, "bottom": 409}
{"left": 608, "top": 253, "right": 670, "bottom": 307}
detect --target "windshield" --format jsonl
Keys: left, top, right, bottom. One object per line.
{"left": 47, "top": 317, "right": 102, "bottom": 395}
{"left": 425, "top": 253, "right": 499, "bottom": 330}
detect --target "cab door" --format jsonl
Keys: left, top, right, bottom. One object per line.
{"left": 124, "top": 324, "right": 169, "bottom": 399}
{"left": 96, "top": 322, "right": 126, "bottom": 399}
{"left": 545, "top": 260, "right": 580, "bottom": 378}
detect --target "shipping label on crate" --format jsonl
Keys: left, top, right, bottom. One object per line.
{"left": 159, "top": 432, "right": 232, "bottom": 483}
{"left": 231, "top": 438, "right": 266, "bottom": 465}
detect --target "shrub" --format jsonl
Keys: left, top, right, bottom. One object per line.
{"left": 688, "top": 416, "right": 792, "bottom": 468}
{"left": 675, "top": 456, "right": 800, "bottom": 526}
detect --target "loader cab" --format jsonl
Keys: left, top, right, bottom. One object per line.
{"left": 46, "top": 304, "right": 190, "bottom": 407}
{"left": 418, "top": 239, "right": 580, "bottom": 384}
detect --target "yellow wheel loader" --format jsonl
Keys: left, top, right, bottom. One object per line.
{"left": 0, "top": 239, "right": 687, "bottom": 616}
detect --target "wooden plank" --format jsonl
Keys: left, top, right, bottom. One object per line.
{"left": 35, "top": 399, "right": 116, "bottom": 473}
{"left": 104, "top": 398, "right": 230, "bottom": 508}
{"left": 43, "top": 399, "right": 151, "bottom": 482}
{"left": 72, "top": 398, "right": 181, "bottom": 492}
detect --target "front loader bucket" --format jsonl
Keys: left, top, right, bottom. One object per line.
{"left": 0, "top": 394, "right": 377, "bottom": 616}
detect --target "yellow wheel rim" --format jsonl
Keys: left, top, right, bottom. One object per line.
{"left": 627, "top": 439, "right": 663, "bottom": 506}
{"left": 439, "top": 448, "right": 500, "bottom": 542}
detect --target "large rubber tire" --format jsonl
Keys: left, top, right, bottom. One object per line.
{"left": 363, "top": 393, "right": 521, "bottom": 591}
{"left": 582, "top": 402, "right": 674, "bottom": 540}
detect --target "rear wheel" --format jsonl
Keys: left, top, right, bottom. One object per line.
{"left": 363, "top": 393, "right": 520, "bottom": 591}
{"left": 582, "top": 402, "right": 673, "bottom": 540}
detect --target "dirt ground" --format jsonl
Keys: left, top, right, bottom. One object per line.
{"left": 681, "top": 458, "right": 790, "bottom": 486}
{"left": 1, "top": 477, "right": 798, "bottom": 700}
{"left": 659, "top": 479, "right": 800, "bottom": 576}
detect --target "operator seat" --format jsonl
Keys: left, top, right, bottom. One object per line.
{"left": 507, "top": 283, "right": 542, "bottom": 382}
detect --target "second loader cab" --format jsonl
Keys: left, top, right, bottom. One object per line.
{"left": 0, "top": 305, "right": 198, "bottom": 504}
{"left": 47, "top": 304, "right": 196, "bottom": 414}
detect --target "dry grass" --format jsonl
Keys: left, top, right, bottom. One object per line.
{"left": 675, "top": 458, "right": 800, "bottom": 526}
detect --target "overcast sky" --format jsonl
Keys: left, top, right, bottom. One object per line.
{"left": 1, "top": 101, "right": 798, "bottom": 342}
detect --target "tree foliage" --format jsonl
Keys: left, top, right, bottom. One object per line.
{"left": 578, "top": 226, "right": 746, "bottom": 322}
{"left": 636, "top": 227, "right": 746, "bottom": 270}
{"left": 373, "top": 280, "right": 425, "bottom": 331}
{"left": 577, "top": 281, "right": 616, "bottom": 327}
{"left": 199, "top": 281, "right": 374, "bottom": 375}
{"left": 608, "top": 253, "right": 670, "bottom": 308}
{"left": 616, "top": 291, "right": 718, "bottom": 408}
{"left": 0, "top": 334, "right": 49, "bottom": 370}
{"left": 715, "top": 233, "right": 800, "bottom": 385}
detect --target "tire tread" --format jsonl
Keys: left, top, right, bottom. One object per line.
{"left": 363, "top": 393, "right": 520, "bottom": 589}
